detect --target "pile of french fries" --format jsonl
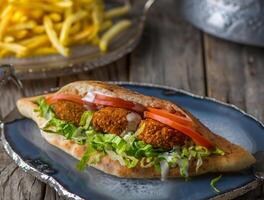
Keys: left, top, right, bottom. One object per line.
{"left": 0, "top": 0, "right": 131, "bottom": 58}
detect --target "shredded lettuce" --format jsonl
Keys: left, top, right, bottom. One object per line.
{"left": 36, "top": 97, "right": 87, "bottom": 143}
{"left": 140, "top": 157, "right": 156, "bottom": 168}
{"left": 35, "top": 97, "right": 54, "bottom": 120}
{"left": 76, "top": 145, "right": 96, "bottom": 171}
{"left": 71, "top": 127, "right": 87, "bottom": 145}
{"left": 43, "top": 117, "right": 77, "bottom": 139}
{"left": 210, "top": 175, "right": 222, "bottom": 193}
{"left": 212, "top": 148, "right": 225, "bottom": 156}
{"left": 79, "top": 111, "right": 94, "bottom": 129}
{"left": 196, "top": 155, "right": 203, "bottom": 172}
{"left": 35, "top": 97, "right": 225, "bottom": 177}
{"left": 158, "top": 146, "right": 225, "bottom": 177}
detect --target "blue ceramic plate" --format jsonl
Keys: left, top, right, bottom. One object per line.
{"left": 2, "top": 83, "right": 264, "bottom": 200}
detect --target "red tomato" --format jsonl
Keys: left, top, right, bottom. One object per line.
{"left": 144, "top": 111, "right": 214, "bottom": 149}
{"left": 147, "top": 107, "right": 193, "bottom": 126}
{"left": 46, "top": 94, "right": 85, "bottom": 105}
{"left": 84, "top": 93, "right": 146, "bottom": 113}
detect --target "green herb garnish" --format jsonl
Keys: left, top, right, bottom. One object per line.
{"left": 210, "top": 175, "right": 222, "bottom": 193}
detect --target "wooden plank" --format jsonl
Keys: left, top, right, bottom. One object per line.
{"left": 243, "top": 47, "right": 264, "bottom": 121}
{"left": 0, "top": 163, "right": 46, "bottom": 200}
{"left": 204, "top": 33, "right": 264, "bottom": 199}
{"left": 58, "top": 57, "right": 129, "bottom": 87}
{"left": 204, "top": 34, "right": 264, "bottom": 121}
{"left": 129, "top": 0, "right": 205, "bottom": 95}
{"left": 204, "top": 34, "right": 247, "bottom": 108}
{"left": 0, "top": 78, "right": 58, "bottom": 200}
{"left": 43, "top": 185, "right": 65, "bottom": 200}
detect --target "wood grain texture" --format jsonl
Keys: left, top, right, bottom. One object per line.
{"left": 58, "top": 56, "right": 129, "bottom": 87}
{"left": 0, "top": 78, "right": 59, "bottom": 200}
{"left": 130, "top": 0, "right": 205, "bottom": 96}
{"left": 243, "top": 47, "right": 264, "bottom": 121}
{"left": 204, "top": 34, "right": 264, "bottom": 121}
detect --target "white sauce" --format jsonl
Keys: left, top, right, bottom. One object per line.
{"left": 82, "top": 90, "right": 115, "bottom": 103}
{"left": 160, "top": 160, "right": 169, "bottom": 181}
{"left": 126, "top": 112, "right": 141, "bottom": 131}
{"left": 82, "top": 91, "right": 95, "bottom": 102}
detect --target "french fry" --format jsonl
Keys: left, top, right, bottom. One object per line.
{"left": 10, "top": 1, "right": 70, "bottom": 13}
{"left": 44, "top": 16, "right": 69, "bottom": 56}
{"left": 11, "top": 10, "right": 24, "bottom": 23}
{"left": 0, "top": 4, "right": 12, "bottom": 20}
{"left": 15, "top": 30, "right": 28, "bottom": 39}
{"left": 104, "top": 5, "right": 130, "bottom": 19}
{"left": 0, "top": 42, "right": 26, "bottom": 54}
{"left": 59, "top": 10, "right": 87, "bottom": 45}
{"left": 0, "top": 5, "right": 13, "bottom": 41}
{"left": 33, "top": 23, "right": 62, "bottom": 34}
{"left": 32, "top": 25, "right": 46, "bottom": 34}
{"left": 0, "top": 0, "right": 132, "bottom": 58}
{"left": 53, "top": 1, "right": 73, "bottom": 8}
{"left": 17, "top": 35, "right": 50, "bottom": 57}
{"left": 49, "top": 12, "right": 62, "bottom": 22}
{"left": 29, "top": 9, "right": 44, "bottom": 19}
{"left": 100, "top": 20, "right": 131, "bottom": 52}
{"left": 70, "top": 27, "right": 94, "bottom": 44}
{"left": 19, "top": 34, "right": 49, "bottom": 47}
{"left": 69, "top": 22, "right": 81, "bottom": 35}
{"left": 8, "top": 21, "right": 37, "bottom": 32}
{"left": 4, "top": 36, "right": 15, "bottom": 43}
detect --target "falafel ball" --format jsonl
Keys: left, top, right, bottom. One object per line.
{"left": 92, "top": 106, "right": 141, "bottom": 135}
{"left": 137, "top": 118, "right": 189, "bottom": 149}
{"left": 52, "top": 100, "right": 86, "bottom": 126}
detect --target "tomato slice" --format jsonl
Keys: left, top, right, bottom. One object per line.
{"left": 46, "top": 94, "right": 98, "bottom": 110}
{"left": 144, "top": 111, "right": 214, "bottom": 149}
{"left": 46, "top": 94, "right": 85, "bottom": 105}
{"left": 147, "top": 107, "right": 193, "bottom": 126}
{"left": 84, "top": 93, "right": 146, "bottom": 113}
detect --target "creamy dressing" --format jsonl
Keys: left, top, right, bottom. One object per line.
{"left": 160, "top": 160, "right": 169, "bottom": 181}
{"left": 82, "top": 90, "right": 115, "bottom": 103}
{"left": 126, "top": 112, "right": 141, "bottom": 131}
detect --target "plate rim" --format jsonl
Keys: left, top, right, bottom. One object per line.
{"left": 2, "top": 81, "right": 263, "bottom": 200}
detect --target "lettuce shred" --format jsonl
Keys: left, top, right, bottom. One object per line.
{"left": 210, "top": 175, "right": 222, "bottom": 193}
{"left": 36, "top": 97, "right": 225, "bottom": 177}
{"left": 35, "top": 97, "right": 54, "bottom": 120}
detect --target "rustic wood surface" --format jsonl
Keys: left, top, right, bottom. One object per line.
{"left": 0, "top": 0, "right": 264, "bottom": 199}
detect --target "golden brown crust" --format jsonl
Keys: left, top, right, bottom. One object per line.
{"left": 16, "top": 81, "right": 256, "bottom": 178}
{"left": 92, "top": 107, "right": 130, "bottom": 136}
{"left": 52, "top": 100, "right": 86, "bottom": 126}
{"left": 137, "top": 119, "right": 188, "bottom": 149}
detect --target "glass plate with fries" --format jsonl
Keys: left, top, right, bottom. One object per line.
{"left": 0, "top": 0, "right": 154, "bottom": 79}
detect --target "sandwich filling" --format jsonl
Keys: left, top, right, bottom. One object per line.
{"left": 35, "top": 93, "right": 224, "bottom": 179}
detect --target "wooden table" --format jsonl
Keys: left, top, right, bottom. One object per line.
{"left": 0, "top": 0, "right": 263, "bottom": 199}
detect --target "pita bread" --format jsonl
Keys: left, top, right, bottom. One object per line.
{"left": 16, "top": 81, "right": 255, "bottom": 178}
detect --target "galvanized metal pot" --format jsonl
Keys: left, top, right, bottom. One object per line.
{"left": 180, "top": 0, "right": 264, "bottom": 46}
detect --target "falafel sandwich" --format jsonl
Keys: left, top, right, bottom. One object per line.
{"left": 17, "top": 81, "right": 255, "bottom": 179}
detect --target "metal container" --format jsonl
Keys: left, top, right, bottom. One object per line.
{"left": 180, "top": 0, "right": 264, "bottom": 46}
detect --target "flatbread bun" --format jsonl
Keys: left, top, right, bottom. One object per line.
{"left": 16, "top": 81, "right": 256, "bottom": 178}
